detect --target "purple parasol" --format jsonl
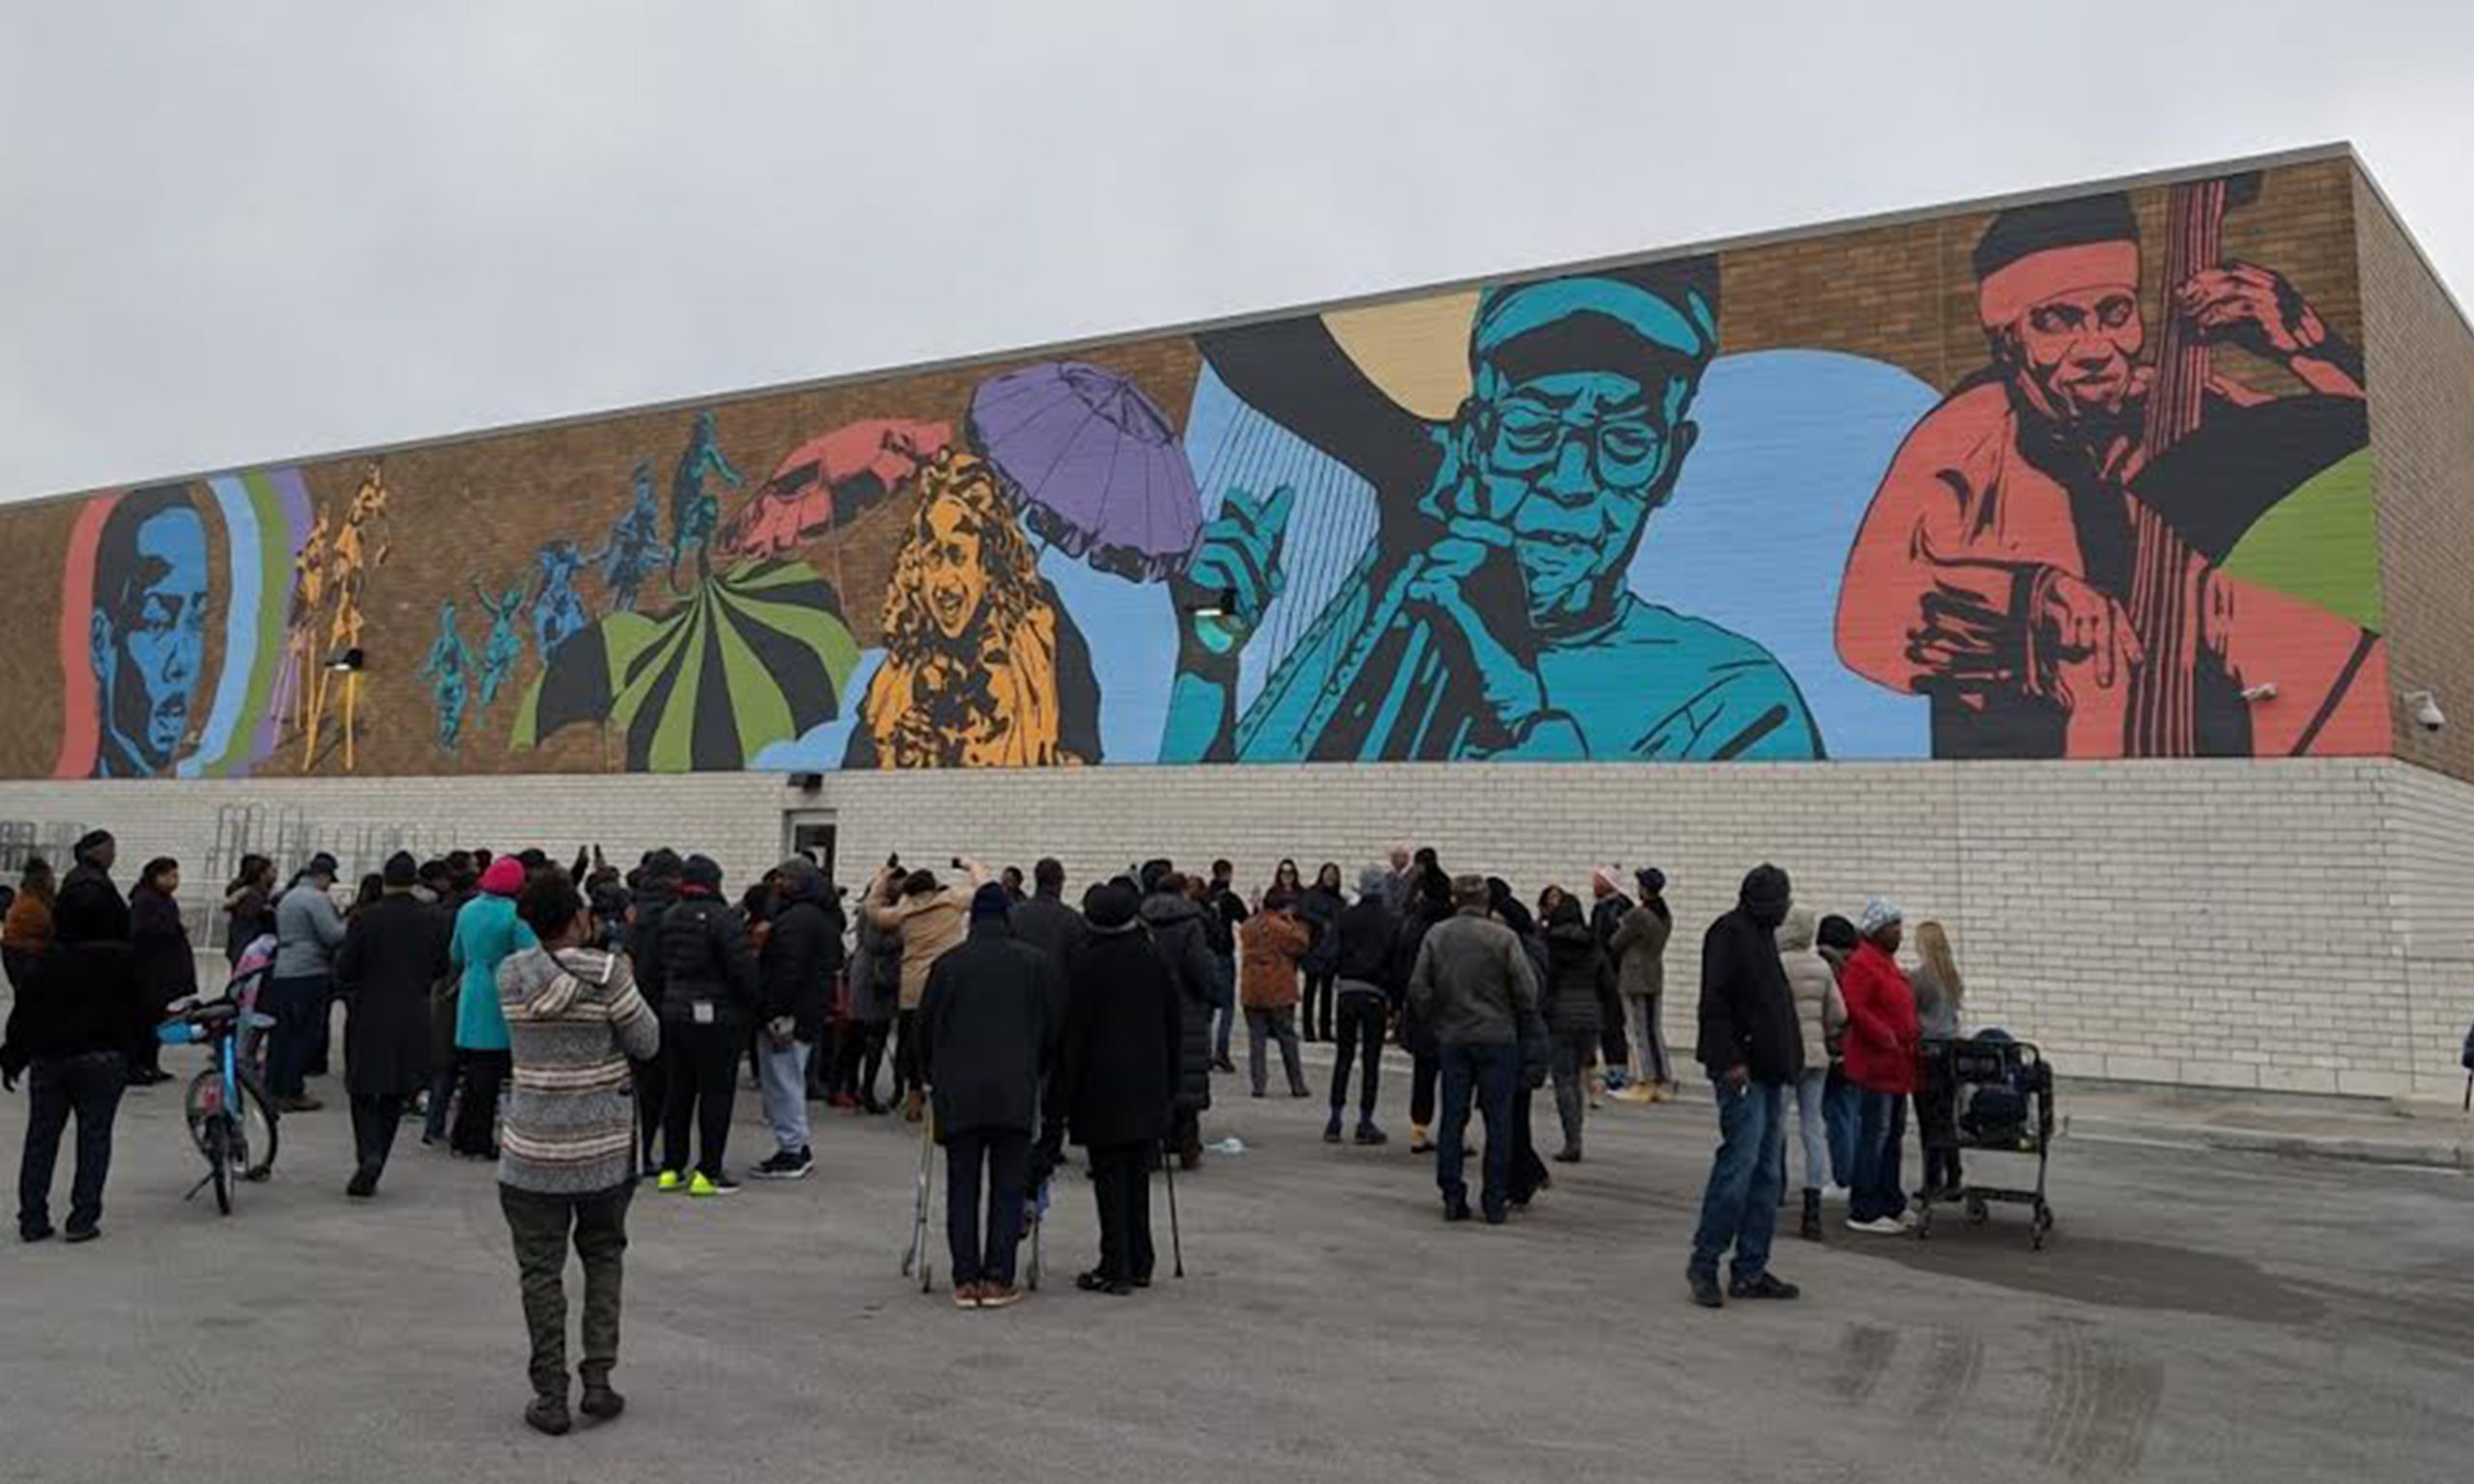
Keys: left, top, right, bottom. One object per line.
{"left": 966, "top": 361, "right": 1202, "bottom": 583}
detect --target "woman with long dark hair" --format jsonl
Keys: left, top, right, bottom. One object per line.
{"left": 127, "top": 859, "right": 196, "bottom": 1086}
{"left": 1296, "top": 863, "right": 1345, "bottom": 1042}
{"left": 222, "top": 854, "right": 278, "bottom": 969}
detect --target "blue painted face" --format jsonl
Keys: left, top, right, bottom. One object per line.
{"left": 1470, "top": 367, "right": 1695, "bottom": 626}
{"left": 96, "top": 504, "right": 209, "bottom": 772}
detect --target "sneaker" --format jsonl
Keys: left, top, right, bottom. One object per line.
{"left": 1553, "top": 1146, "right": 1583, "bottom": 1164}
{"left": 1323, "top": 1114, "right": 1343, "bottom": 1145}
{"left": 1687, "top": 1269, "right": 1726, "bottom": 1308}
{"left": 1846, "top": 1215, "right": 1904, "bottom": 1236}
{"left": 978, "top": 1283, "right": 1022, "bottom": 1310}
{"left": 655, "top": 1170, "right": 684, "bottom": 1193}
{"left": 20, "top": 1224, "right": 55, "bottom": 1243}
{"left": 1211, "top": 1056, "right": 1237, "bottom": 1074}
{"left": 345, "top": 1168, "right": 378, "bottom": 1199}
{"left": 578, "top": 1384, "right": 624, "bottom": 1421}
{"left": 525, "top": 1395, "right": 573, "bottom": 1437}
{"left": 1353, "top": 1122, "right": 1389, "bottom": 1146}
{"left": 63, "top": 1225, "right": 100, "bottom": 1244}
{"left": 276, "top": 1094, "right": 323, "bottom": 1114}
{"left": 688, "top": 1172, "right": 739, "bottom": 1198}
{"left": 1443, "top": 1196, "right": 1473, "bottom": 1223}
{"left": 1896, "top": 1210, "right": 1921, "bottom": 1232}
{"left": 954, "top": 1281, "right": 983, "bottom": 1310}
{"left": 1728, "top": 1270, "right": 1801, "bottom": 1300}
{"left": 750, "top": 1151, "right": 813, "bottom": 1181}
{"left": 1410, "top": 1125, "right": 1434, "bottom": 1155}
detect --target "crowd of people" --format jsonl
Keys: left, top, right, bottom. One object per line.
{"left": 0, "top": 828, "right": 1978, "bottom": 1428}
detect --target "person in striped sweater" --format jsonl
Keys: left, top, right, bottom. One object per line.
{"left": 496, "top": 873, "right": 661, "bottom": 1438}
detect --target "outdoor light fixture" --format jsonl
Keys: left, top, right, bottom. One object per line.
{"left": 326, "top": 648, "right": 365, "bottom": 673}
{"left": 2405, "top": 689, "right": 2447, "bottom": 733}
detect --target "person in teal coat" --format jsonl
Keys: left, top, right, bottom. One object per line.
{"left": 447, "top": 858, "right": 536, "bottom": 1157}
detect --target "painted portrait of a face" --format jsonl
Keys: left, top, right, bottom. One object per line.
{"left": 90, "top": 486, "right": 209, "bottom": 777}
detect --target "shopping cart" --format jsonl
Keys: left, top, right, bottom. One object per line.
{"left": 1915, "top": 1031, "right": 2055, "bottom": 1248}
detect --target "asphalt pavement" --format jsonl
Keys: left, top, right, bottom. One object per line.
{"left": 1, "top": 1036, "right": 2469, "bottom": 1484}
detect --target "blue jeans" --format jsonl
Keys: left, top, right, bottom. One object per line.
{"left": 1849, "top": 1088, "right": 1909, "bottom": 1223}
{"left": 16, "top": 1050, "right": 126, "bottom": 1238}
{"left": 758, "top": 1039, "right": 814, "bottom": 1156}
{"left": 1825, "top": 1066, "right": 1861, "bottom": 1186}
{"left": 1793, "top": 1068, "right": 1829, "bottom": 1192}
{"left": 1435, "top": 1042, "right": 1517, "bottom": 1216}
{"left": 1690, "top": 1076, "right": 1786, "bottom": 1281}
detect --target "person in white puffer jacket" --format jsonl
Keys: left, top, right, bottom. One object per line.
{"left": 1774, "top": 906, "right": 1845, "bottom": 1243}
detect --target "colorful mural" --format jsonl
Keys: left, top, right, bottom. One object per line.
{"left": 0, "top": 160, "right": 2394, "bottom": 779}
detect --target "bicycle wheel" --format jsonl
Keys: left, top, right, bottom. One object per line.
{"left": 183, "top": 1069, "right": 225, "bottom": 1161}
{"left": 235, "top": 1076, "right": 279, "bottom": 1181}
{"left": 204, "top": 1116, "right": 233, "bottom": 1215}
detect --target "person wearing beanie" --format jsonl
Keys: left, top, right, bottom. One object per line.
{"left": 617, "top": 849, "right": 683, "bottom": 1165}
{"left": 334, "top": 851, "right": 452, "bottom": 1196}
{"left": 864, "top": 854, "right": 992, "bottom": 1124}
{"left": 750, "top": 857, "right": 844, "bottom": 1181}
{"left": 651, "top": 855, "right": 760, "bottom": 1196}
{"left": 1608, "top": 867, "right": 1674, "bottom": 1103}
{"left": 1840, "top": 899, "right": 1919, "bottom": 1236}
{"left": 4, "top": 877, "right": 145, "bottom": 1242}
{"left": 443, "top": 854, "right": 538, "bottom": 1156}
{"left": 126, "top": 857, "right": 196, "bottom": 1086}
{"left": 1051, "top": 879, "right": 1177, "bottom": 1294}
{"left": 495, "top": 870, "right": 661, "bottom": 1436}
{"left": 61, "top": 830, "right": 129, "bottom": 940}
{"left": 1539, "top": 891, "right": 1612, "bottom": 1163}
{"left": 1686, "top": 864, "right": 1804, "bottom": 1308}
{"left": 1407, "top": 872, "right": 1540, "bottom": 1225}
{"left": 1588, "top": 866, "right": 1633, "bottom": 964}
{"left": 268, "top": 852, "right": 348, "bottom": 1111}
{"left": 917, "top": 880, "right": 1065, "bottom": 1309}
{"left": 1813, "top": 912, "right": 1863, "bottom": 1188}
{"left": 1322, "top": 864, "right": 1400, "bottom": 1146}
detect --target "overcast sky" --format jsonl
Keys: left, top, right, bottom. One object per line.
{"left": 5, "top": 1, "right": 2469, "bottom": 499}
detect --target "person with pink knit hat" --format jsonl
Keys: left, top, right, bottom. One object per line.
{"left": 446, "top": 855, "right": 537, "bottom": 1158}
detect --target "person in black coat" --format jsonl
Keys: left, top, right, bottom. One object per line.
{"left": 653, "top": 855, "right": 760, "bottom": 1191}
{"left": 1052, "top": 880, "right": 1179, "bottom": 1296}
{"left": 335, "top": 852, "right": 453, "bottom": 1197}
{"left": 1011, "top": 859, "right": 1087, "bottom": 973}
{"left": 1687, "top": 863, "right": 1802, "bottom": 1309}
{"left": 127, "top": 858, "right": 197, "bottom": 1086}
{"left": 752, "top": 858, "right": 844, "bottom": 1180}
{"left": 917, "top": 886, "right": 1065, "bottom": 1307}
{"left": 1136, "top": 865, "right": 1219, "bottom": 1170}
{"left": 1388, "top": 865, "right": 1453, "bottom": 1151}
{"left": 619, "top": 849, "right": 681, "bottom": 1169}
{"left": 3, "top": 880, "right": 144, "bottom": 1242}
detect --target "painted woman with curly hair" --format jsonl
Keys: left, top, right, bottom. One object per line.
{"left": 848, "top": 451, "right": 1099, "bottom": 768}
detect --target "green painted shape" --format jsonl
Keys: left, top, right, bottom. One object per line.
{"left": 2219, "top": 449, "right": 2384, "bottom": 632}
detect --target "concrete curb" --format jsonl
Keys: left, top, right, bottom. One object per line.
{"left": 2064, "top": 1116, "right": 2467, "bottom": 1171}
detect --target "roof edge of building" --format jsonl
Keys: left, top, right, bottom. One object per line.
{"left": 21, "top": 140, "right": 2363, "bottom": 511}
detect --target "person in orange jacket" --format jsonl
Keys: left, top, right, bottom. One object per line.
{"left": 1239, "top": 892, "right": 1312, "bottom": 1099}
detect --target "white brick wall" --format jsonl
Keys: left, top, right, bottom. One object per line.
{"left": 5, "top": 756, "right": 2469, "bottom": 1097}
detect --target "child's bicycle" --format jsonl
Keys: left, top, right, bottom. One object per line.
{"left": 157, "top": 994, "right": 280, "bottom": 1215}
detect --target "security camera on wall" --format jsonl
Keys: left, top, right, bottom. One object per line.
{"left": 2405, "top": 690, "right": 2446, "bottom": 733}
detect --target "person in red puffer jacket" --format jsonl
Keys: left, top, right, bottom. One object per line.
{"left": 1838, "top": 899, "right": 1918, "bottom": 1236}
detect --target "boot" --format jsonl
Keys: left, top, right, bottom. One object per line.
{"left": 1800, "top": 1187, "right": 1823, "bottom": 1241}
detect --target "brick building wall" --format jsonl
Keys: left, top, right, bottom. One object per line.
{"left": 7, "top": 753, "right": 2464, "bottom": 1098}
{"left": 2358, "top": 170, "right": 2474, "bottom": 783}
